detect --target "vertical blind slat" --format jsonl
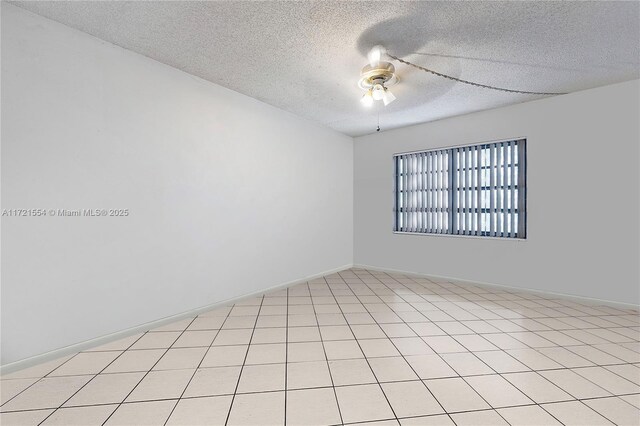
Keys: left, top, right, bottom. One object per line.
{"left": 496, "top": 143, "right": 502, "bottom": 237}
{"left": 435, "top": 150, "right": 440, "bottom": 233}
{"left": 465, "top": 147, "right": 473, "bottom": 235}
{"left": 509, "top": 141, "right": 515, "bottom": 237}
{"left": 417, "top": 153, "right": 422, "bottom": 233}
{"left": 476, "top": 146, "right": 481, "bottom": 235}
{"left": 403, "top": 155, "right": 407, "bottom": 232}
{"left": 489, "top": 146, "right": 496, "bottom": 237}
{"left": 517, "top": 140, "right": 526, "bottom": 238}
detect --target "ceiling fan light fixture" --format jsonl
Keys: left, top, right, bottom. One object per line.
{"left": 360, "top": 89, "right": 374, "bottom": 107}
{"left": 381, "top": 87, "right": 396, "bottom": 106}
{"left": 371, "top": 83, "right": 385, "bottom": 101}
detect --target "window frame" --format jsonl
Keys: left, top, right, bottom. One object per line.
{"left": 392, "top": 137, "right": 527, "bottom": 240}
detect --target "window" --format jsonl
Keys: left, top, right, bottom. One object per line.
{"left": 393, "top": 139, "right": 526, "bottom": 238}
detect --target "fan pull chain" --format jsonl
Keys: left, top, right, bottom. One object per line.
{"left": 388, "top": 53, "right": 567, "bottom": 96}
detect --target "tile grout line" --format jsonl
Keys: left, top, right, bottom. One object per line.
{"left": 223, "top": 295, "right": 265, "bottom": 426}
{"left": 33, "top": 331, "right": 149, "bottom": 425}
{"left": 324, "top": 271, "right": 403, "bottom": 424}
{"left": 162, "top": 305, "right": 234, "bottom": 425}
{"left": 376, "top": 270, "right": 631, "bottom": 426}
{"left": 98, "top": 317, "right": 199, "bottom": 425}
{"left": 309, "top": 280, "right": 345, "bottom": 425}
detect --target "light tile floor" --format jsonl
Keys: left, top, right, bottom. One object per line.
{"left": 1, "top": 268, "right": 639, "bottom": 425}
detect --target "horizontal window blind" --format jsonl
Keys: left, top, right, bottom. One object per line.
{"left": 394, "top": 139, "right": 526, "bottom": 238}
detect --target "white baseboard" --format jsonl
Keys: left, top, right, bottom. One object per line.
{"left": 354, "top": 263, "right": 640, "bottom": 311}
{"left": 0, "top": 263, "right": 353, "bottom": 375}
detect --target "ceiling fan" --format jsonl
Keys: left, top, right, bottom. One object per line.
{"left": 358, "top": 46, "right": 397, "bottom": 107}
{"left": 358, "top": 45, "right": 566, "bottom": 108}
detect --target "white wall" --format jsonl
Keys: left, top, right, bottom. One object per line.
{"left": 355, "top": 79, "right": 639, "bottom": 306}
{"left": 1, "top": 4, "right": 353, "bottom": 364}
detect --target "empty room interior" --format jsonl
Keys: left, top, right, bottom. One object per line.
{"left": 1, "top": 1, "right": 640, "bottom": 425}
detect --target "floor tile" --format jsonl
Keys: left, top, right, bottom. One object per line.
{"left": 405, "top": 355, "right": 457, "bottom": 379}
{"left": 48, "top": 351, "right": 121, "bottom": 377}
{"left": 0, "top": 377, "right": 39, "bottom": 405}
{"left": 475, "top": 350, "right": 529, "bottom": 373}
{"left": 482, "top": 333, "right": 529, "bottom": 350}
{"left": 324, "top": 340, "right": 364, "bottom": 360}
{"left": 0, "top": 409, "right": 53, "bottom": 426}
{"left": 539, "top": 369, "right": 611, "bottom": 399}
{"left": 237, "top": 363, "right": 285, "bottom": 393}
{"left": 453, "top": 334, "right": 498, "bottom": 351}
{"left": 188, "top": 316, "right": 225, "bottom": 330}
{"left": 183, "top": 366, "right": 241, "bottom": 397}
{"left": 227, "top": 391, "right": 285, "bottom": 426}
{"left": 504, "top": 348, "right": 563, "bottom": 370}
{"left": 450, "top": 409, "right": 509, "bottom": 425}
{"left": 172, "top": 330, "right": 217, "bottom": 348}
{"left": 572, "top": 366, "right": 640, "bottom": 394}
{"left": 329, "top": 358, "right": 376, "bottom": 386}
{"left": 441, "top": 352, "right": 493, "bottom": 376}
{"left": 368, "top": 357, "right": 419, "bottom": 382}
{"left": 595, "top": 343, "right": 640, "bottom": 363}
{"left": 245, "top": 343, "right": 286, "bottom": 365}
{"left": 502, "top": 371, "right": 573, "bottom": 403}
{"left": 352, "top": 324, "right": 388, "bottom": 339}
{"left": 287, "top": 326, "right": 321, "bottom": 342}
{"left": 166, "top": 395, "right": 232, "bottom": 425}
{"left": 541, "top": 400, "right": 614, "bottom": 425}
{"left": 336, "top": 384, "right": 395, "bottom": 423}
{"left": 102, "top": 349, "right": 165, "bottom": 373}
{"left": 41, "top": 404, "right": 117, "bottom": 425}
{"left": 1, "top": 375, "right": 92, "bottom": 411}
{"left": 64, "top": 372, "right": 145, "bottom": 406}
{"left": 434, "top": 321, "right": 474, "bottom": 336}
{"left": 497, "top": 405, "right": 561, "bottom": 425}
{"left": 620, "top": 393, "right": 640, "bottom": 409}
{"left": 422, "top": 336, "right": 467, "bottom": 353}
{"left": 537, "top": 347, "right": 594, "bottom": 368}
{"left": 359, "top": 339, "right": 401, "bottom": 358}
{"left": 399, "top": 414, "right": 454, "bottom": 425}
{"left": 125, "top": 369, "right": 193, "bottom": 402}
{"left": 286, "top": 387, "right": 341, "bottom": 426}
{"left": 392, "top": 337, "right": 434, "bottom": 355}
{"left": 424, "top": 377, "right": 490, "bottom": 413}
{"left": 200, "top": 345, "right": 248, "bottom": 367}
{"left": 104, "top": 400, "right": 176, "bottom": 425}
{"left": 135, "top": 332, "right": 185, "bottom": 351}
{"left": 153, "top": 347, "right": 207, "bottom": 370}
{"left": 320, "top": 325, "right": 355, "bottom": 341}
{"left": 380, "top": 323, "right": 416, "bottom": 338}
{"left": 465, "top": 374, "right": 532, "bottom": 408}
{"left": 583, "top": 396, "right": 640, "bottom": 425}
{"left": 605, "top": 363, "right": 640, "bottom": 385}
{"left": 223, "top": 316, "right": 258, "bottom": 329}
{"left": 251, "top": 328, "right": 287, "bottom": 344}
{"left": 287, "top": 342, "right": 326, "bottom": 362}
{"left": 287, "top": 361, "right": 332, "bottom": 389}
{"left": 568, "top": 345, "right": 626, "bottom": 365}
{"left": 408, "top": 322, "right": 446, "bottom": 337}
{"left": 381, "top": 380, "right": 444, "bottom": 417}
{"left": 212, "top": 329, "right": 253, "bottom": 345}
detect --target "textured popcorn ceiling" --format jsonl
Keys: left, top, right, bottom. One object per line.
{"left": 11, "top": 1, "right": 640, "bottom": 136}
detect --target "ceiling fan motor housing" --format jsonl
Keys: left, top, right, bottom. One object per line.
{"left": 358, "top": 62, "right": 399, "bottom": 90}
